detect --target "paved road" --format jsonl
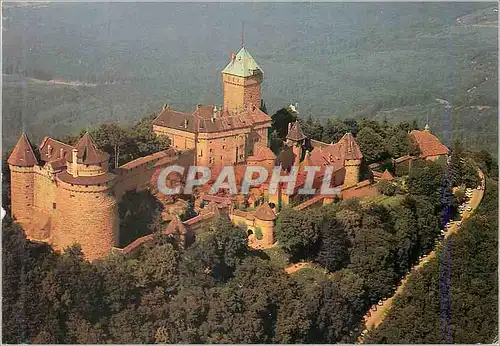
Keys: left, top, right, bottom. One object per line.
{"left": 359, "top": 170, "right": 485, "bottom": 343}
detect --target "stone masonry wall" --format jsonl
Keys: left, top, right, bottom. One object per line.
{"left": 9, "top": 166, "right": 35, "bottom": 224}
{"left": 223, "top": 74, "right": 261, "bottom": 112}
{"left": 197, "top": 130, "right": 249, "bottom": 166}
{"left": 153, "top": 125, "right": 196, "bottom": 151}
{"left": 33, "top": 167, "right": 56, "bottom": 218}
{"left": 53, "top": 182, "right": 118, "bottom": 260}
{"left": 344, "top": 160, "right": 361, "bottom": 187}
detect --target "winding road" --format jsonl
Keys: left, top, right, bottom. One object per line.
{"left": 359, "top": 169, "right": 485, "bottom": 343}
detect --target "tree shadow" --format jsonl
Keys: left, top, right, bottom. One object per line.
{"left": 118, "top": 190, "right": 164, "bottom": 247}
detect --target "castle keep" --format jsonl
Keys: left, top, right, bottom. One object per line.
{"left": 8, "top": 45, "right": 449, "bottom": 260}
{"left": 152, "top": 47, "right": 271, "bottom": 166}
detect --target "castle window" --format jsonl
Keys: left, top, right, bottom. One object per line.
{"left": 25, "top": 184, "right": 30, "bottom": 188}
{"left": 222, "top": 145, "right": 226, "bottom": 149}
{"left": 70, "top": 194, "right": 75, "bottom": 198}
{"left": 210, "top": 149, "right": 213, "bottom": 153}
{"left": 199, "top": 150, "right": 203, "bottom": 157}
{"left": 85, "top": 185, "right": 88, "bottom": 188}
{"left": 52, "top": 203, "right": 56, "bottom": 210}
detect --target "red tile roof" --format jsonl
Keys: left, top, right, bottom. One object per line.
{"left": 410, "top": 129, "right": 449, "bottom": 158}
{"left": 118, "top": 149, "right": 177, "bottom": 170}
{"left": 380, "top": 169, "right": 394, "bottom": 181}
{"left": 65, "top": 132, "right": 109, "bottom": 165}
{"left": 309, "top": 133, "right": 362, "bottom": 168}
{"left": 39, "top": 137, "right": 74, "bottom": 164}
{"left": 254, "top": 203, "right": 276, "bottom": 221}
{"left": 393, "top": 154, "right": 413, "bottom": 163}
{"left": 153, "top": 104, "right": 271, "bottom": 134}
{"left": 247, "top": 146, "right": 276, "bottom": 162}
{"left": 57, "top": 171, "right": 116, "bottom": 185}
{"left": 8, "top": 133, "right": 38, "bottom": 167}
{"left": 286, "top": 121, "right": 306, "bottom": 141}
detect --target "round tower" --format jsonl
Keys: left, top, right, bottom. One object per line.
{"left": 341, "top": 133, "right": 363, "bottom": 187}
{"left": 7, "top": 133, "right": 38, "bottom": 225}
{"left": 253, "top": 203, "right": 277, "bottom": 247}
{"left": 286, "top": 121, "right": 306, "bottom": 166}
{"left": 52, "top": 133, "right": 118, "bottom": 261}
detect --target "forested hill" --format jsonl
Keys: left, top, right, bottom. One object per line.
{"left": 365, "top": 178, "right": 498, "bottom": 344}
{"left": 2, "top": 3, "right": 498, "bottom": 155}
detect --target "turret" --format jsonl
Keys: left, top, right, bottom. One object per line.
{"left": 253, "top": 202, "right": 277, "bottom": 247}
{"left": 53, "top": 132, "right": 118, "bottom": 261}
{"left": 7, "top": 133, "right": 38, "bottom": 224}
{"left": 341, "top": 133, "right": 363, "bottom": 187}
{"left": 286, "top": 121, "right": 306, "bottom": 166}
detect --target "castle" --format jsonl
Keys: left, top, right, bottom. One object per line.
{"left": 8, "top": 46, "right": 449, "bottom": 260}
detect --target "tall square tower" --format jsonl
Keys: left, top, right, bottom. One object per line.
{"left": 222, "top": 47, "right": 263, "bottom": 113}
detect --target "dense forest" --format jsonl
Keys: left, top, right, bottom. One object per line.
{"left": 3, "top": 111, "right": 497, "bottom": 343}
{"left": 365, "top": 178, "right": 498, "bottom": 344}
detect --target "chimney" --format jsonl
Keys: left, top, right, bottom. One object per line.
{"left": 60, "top": 148, "right": 64, "bottom": 159}
{"left": 71, "top": 148, "right": 78, "bottom": 177}
{"left": 197, "top": 104, "right": 203, "bottom": 110}
{"left": 184, "top": 119, "right": 188, "bottom": 129}
{"left": 162, "top": 103, "right": 169, "bottom": 111}
{"left": 47, "top": 144, "right": 52, "bottom": 157}
{"left": 231, "top": 52, "right": 236, "bottom": 65}
{"left": 424, "top": 124, "right": 430, "bottom": 132}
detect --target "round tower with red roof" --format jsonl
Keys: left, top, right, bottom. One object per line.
{"left": 253, "top": 202, "right": 277, "bottom": 247}
{"left": 286, "top": 120, "right": 307, "bottom": 166}
{"left": 342, "top": 133, "right": 363, "bottom": 187}
{"left": 7, "top": 133, "right": 38, "bottom": 225}
{"left": 52, "top": 132, "right": 118, "bottom": 260}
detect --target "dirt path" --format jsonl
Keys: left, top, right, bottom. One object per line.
{"left": 284, "top": 262, "right": 311, "bottom": 274}
{"left": 359, "top": 170, "right": 485, "bottom": 343}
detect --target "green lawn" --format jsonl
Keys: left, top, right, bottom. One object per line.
{"left": 360, "top": 194, "right": 405, "bottom": 207}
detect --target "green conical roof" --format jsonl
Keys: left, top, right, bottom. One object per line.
{"left": 222, "top": 47, "right": 263, "bottom": 78}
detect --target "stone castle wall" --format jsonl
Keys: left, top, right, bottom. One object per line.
{"left": 52, "top": 180, "right": 118, "bottom": 260}
{"left": 196, "top": 129, "right": 249, "bottom": 166}
{"left": 9, "top": 165, "right": 35, "bottom": 224}
{"left": 344, "top": 159, "right": 362, "bottom": 187}
{"left": 152, "top": 125, "right": 196, "bottom": 152}
{"left": 33, "top": 166, "right": 57, "bottom": 218}
{"left": 222, "top": 74, "right": 261, "bottom": 112}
